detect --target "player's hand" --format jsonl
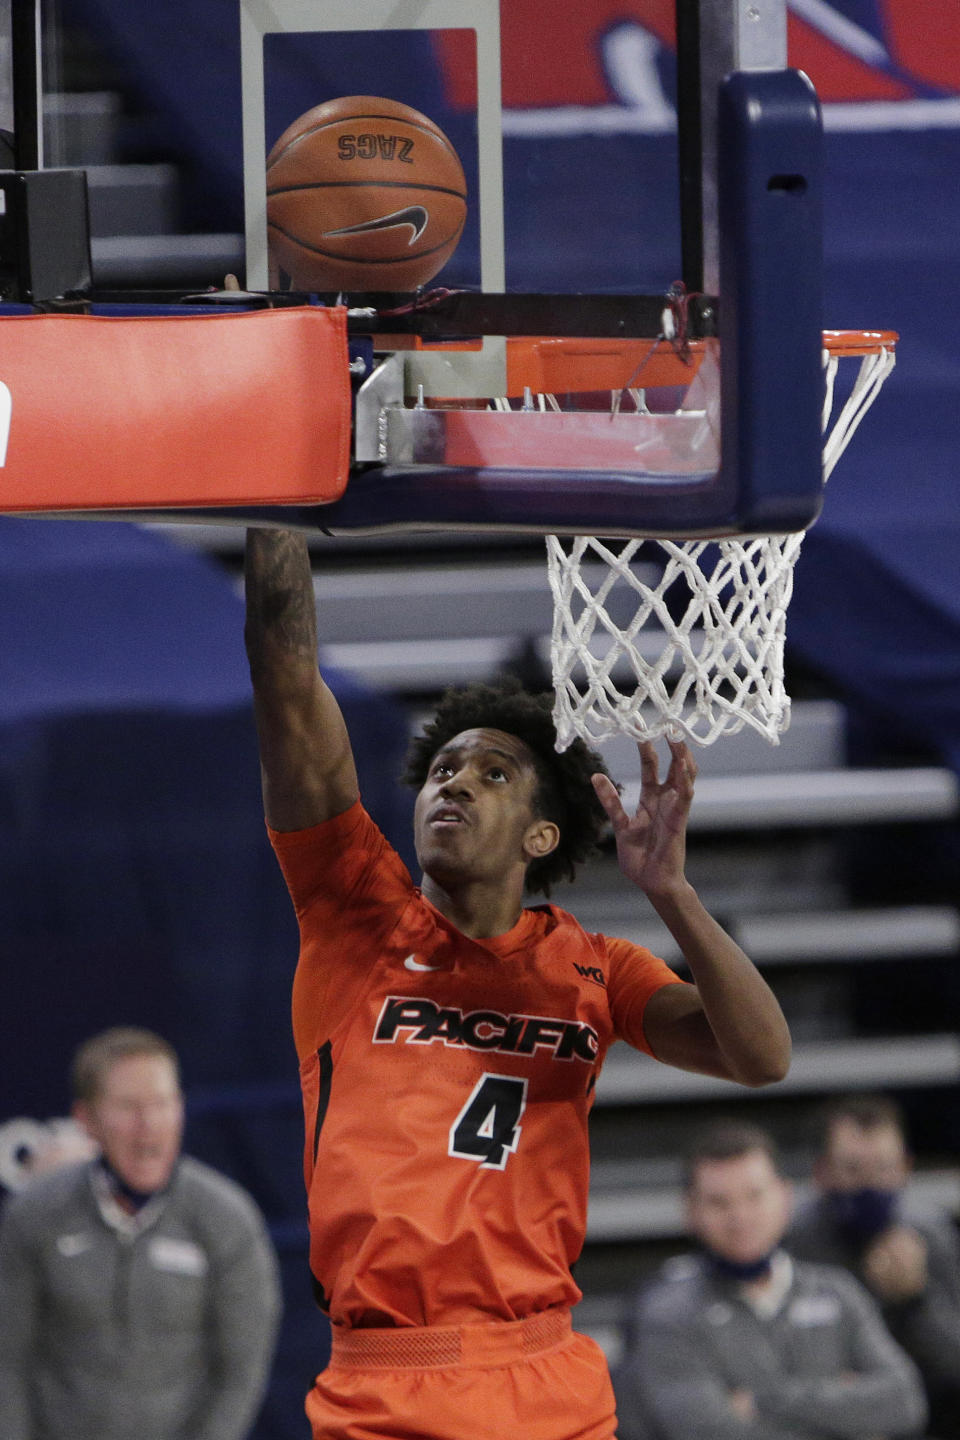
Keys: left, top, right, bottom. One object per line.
{"left": 591, "top": 739, "right": 697, "bottom": 899}
{"left": 863, "top": 1225, "right": 928, "bottom": 1301}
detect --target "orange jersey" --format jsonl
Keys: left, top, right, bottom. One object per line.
{"left": 270, "top": 800, "right": 682, "bottom": 1330}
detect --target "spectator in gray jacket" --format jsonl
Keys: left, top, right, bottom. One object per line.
{"left": 0, "top": 1026, "right": 282, "bottom": 1440}
{"left": 790, "top": 1094, "right": 960, "bottom": 1438}
{"left": 616, "top": 1120, "right": 926, "bottom": 1440}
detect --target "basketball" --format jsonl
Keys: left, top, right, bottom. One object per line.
{"left": 266, "top": 96, "right": 467, "bottom": 292}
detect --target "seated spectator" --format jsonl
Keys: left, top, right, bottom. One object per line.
{"left": 0, "top": 1026, "right": 282, "bottom": 1440}
{"left": 615, "top": 1120, "right": 926, "bottom": 1440}
{"left": 790, "top": 1094, "right": 960, "bottom": 1439}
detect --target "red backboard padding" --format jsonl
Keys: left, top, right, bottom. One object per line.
{"left": 0, "top": 306, "right": 351, "bottom": 511}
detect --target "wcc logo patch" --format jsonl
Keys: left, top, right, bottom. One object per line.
{"left": 374, "top": 996, "right": 599, "bottom": 1063}
{"left": 573, "top": 963, "right": 606, "bottom": 987}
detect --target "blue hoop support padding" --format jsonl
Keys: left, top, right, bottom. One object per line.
{"left": 0, "top": 59, "right": 828, "bottom": 552}
{"left": 717, "top": 68, "right": 825, "bottom": 533}
{"left": 233, "top": 465, "right": 724, "bottom": 539}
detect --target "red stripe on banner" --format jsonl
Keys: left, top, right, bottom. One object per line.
{"left": 787, "top": 14, "right": 912, "bottom": 102}
{"left": 0, "top": 307, "right": 351, "bottom": 512}
{"left": 433, "top": 0, "right": 959, "bottom": 112}
{"left": 435, "top": 0, "right": 676, "bottom": 110}
{"left": 883, "top": 0, "right": 960, "bottom": 93}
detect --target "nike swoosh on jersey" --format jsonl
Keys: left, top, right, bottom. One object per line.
{"left": 403, "top": 954, "right": 443, "bottom": 972}
{"left": 325, "top": 205, "right": 429, "bottom": 247}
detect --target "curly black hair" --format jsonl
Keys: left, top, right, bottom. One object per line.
{"left": 402, "top": 678, "right": 612, "bottom": 896}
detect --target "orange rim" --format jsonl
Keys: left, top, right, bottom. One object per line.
{"left": 822, "top": 329, "right": 899, "bottom": 357}
{"left": 504, "top": 336, "right": 707, "bottom": 395}
{"left": 376, "top": 329, "right": 898, "bottom": 398}
{"left": 504, "top": 332, "right": 898, "bottom": 394}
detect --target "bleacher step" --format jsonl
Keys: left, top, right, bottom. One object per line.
{"left": 620, "top": 768, "right": 960, "bottom": 829}
{"left": 597, "top": 1033, "right": 960, "bottom": 1105}
{"left": 567, "top": 904, "right": 960, "bottom": 966}
{"left": 85, "top": 163, "right": 179, "bottom": 238}
{"left": 586, "top": 1167, "right": 960, "bottom": 1241}
{"left": 43, "top": 90, "right": 122, "bottom": 166}
{"left": 91, "top": 232, "right": 243, "bottom": 285}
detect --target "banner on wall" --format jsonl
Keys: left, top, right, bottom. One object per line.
{"left": 433, "top": 0, "right": 960, "bottom": 132}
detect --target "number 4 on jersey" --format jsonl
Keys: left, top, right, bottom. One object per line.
{"left": 449, "top": 1073, "right": 528, "bottom": 1170}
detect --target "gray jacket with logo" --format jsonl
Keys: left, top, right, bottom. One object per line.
{"left": 615, "top": 1252, "right": 927, "bottom": 1440}
{"left": 0, "top": 1156, "right": 282, "bottom": 1440}
{"left": 789, "top": 1193, "right": 960, "bottom": 1395}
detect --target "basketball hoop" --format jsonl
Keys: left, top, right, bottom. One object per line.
{"left": 547, "top": 330, "right": 897, "bottom": 750}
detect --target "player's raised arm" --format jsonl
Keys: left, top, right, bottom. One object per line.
{"left": 244, "top": 528, "right": 359, "bottom": 831}
{"left": 594, "top": 740, "right": 791, "bottom": 1088}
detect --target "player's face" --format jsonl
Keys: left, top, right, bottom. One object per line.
{"left": 819, "top": 1119, "right": 910, "bottom": 1193}
{"left": 686, "top": 1150, "right": 792, "bottom": 1265}
{"left": 413, "top": 727, "right": 557, "bottom": 886}
{"left": 75, "top": 1053, "right": 184, "bottom": 1194}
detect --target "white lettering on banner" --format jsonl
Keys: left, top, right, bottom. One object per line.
{"left": 0, "top": 382, "right": 10, "bottom": 466}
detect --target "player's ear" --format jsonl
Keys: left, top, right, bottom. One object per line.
{"left": 523, "top": 818, "right": 559, "bottom": 861}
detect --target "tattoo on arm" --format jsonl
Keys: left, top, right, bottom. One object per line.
{"left": 244, "top": 529, "right": 317, "bottom": 668}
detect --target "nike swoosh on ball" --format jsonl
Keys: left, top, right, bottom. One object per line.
{"left": 325, "top": 205, "right": 429, "bottom": 247}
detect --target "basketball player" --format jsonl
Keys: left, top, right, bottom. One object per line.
{"left": 244, "top": 526, "right": 791, "bottom": 1440}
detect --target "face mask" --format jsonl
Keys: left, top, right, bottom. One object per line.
{"left": 706, "top": 1248, "right": 777, "bottom": 1283}
{"left": 99, "top": 1155, "right": 168, "bottom": 1210}
{"left": 826, "top": 1186, "right": 898, "bottom": 1241}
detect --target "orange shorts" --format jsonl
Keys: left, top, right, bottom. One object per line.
{"left": 306, "top": 1308, "right": 618, "bottom": 1440}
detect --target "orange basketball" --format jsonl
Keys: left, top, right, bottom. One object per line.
{"left": 266, "top": 96, "right": 467, "bottom": 292}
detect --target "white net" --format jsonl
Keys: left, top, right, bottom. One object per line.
{"left": 548, "top": 340, "right": 896, "bottom": 750}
